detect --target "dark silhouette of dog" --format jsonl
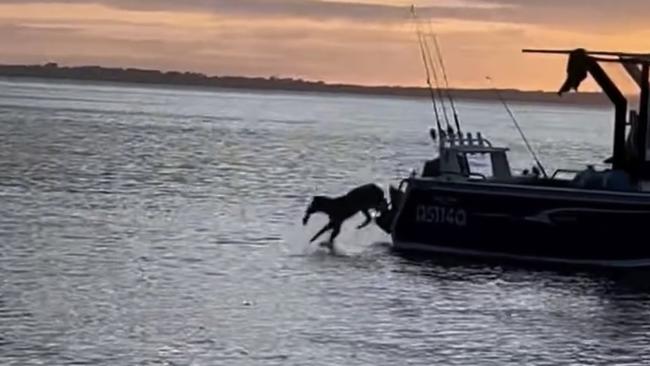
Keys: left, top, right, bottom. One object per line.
{"left": 302, "top": 183, "right": 388, "bottom": 246}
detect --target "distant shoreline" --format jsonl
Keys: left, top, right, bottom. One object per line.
{"left": 0, "top": 62, "right": 611, "bottom": 106}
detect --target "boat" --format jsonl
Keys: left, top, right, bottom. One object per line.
{"left": 374, "top": 48, "right": 650, "bottom": 268}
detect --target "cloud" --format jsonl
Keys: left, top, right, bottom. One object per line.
{"left": 0, "top": 18, "right": 416, "bottom": 82}
{"left": 0, "top": 0, "right": 648, "bottom": 32}
{"left": 478, "top": 0, "right": 650, "bottom": 32}
{"left": 0, "top": 17, "right": 566, "bottom": 89}
{"left": 0, "top": 0, "right": 481, "bottom": 22}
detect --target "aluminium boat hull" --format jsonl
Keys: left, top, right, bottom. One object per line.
{"left": 390, "top": 178, "right": 650, "bottom": 268}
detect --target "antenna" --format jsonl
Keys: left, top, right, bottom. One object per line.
{"left": 486, "top": 76, "right": 548, "bottom": 178}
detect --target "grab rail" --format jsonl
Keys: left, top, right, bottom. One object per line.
{"left": 551, "top": 169, "right": 582, "bottom": 179}
{"left": 439, "top": 171, "right": 488, "bottom": 180}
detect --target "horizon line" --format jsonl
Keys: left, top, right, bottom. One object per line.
{"left": 0, "top": 60, "right": 589, "bottom": 95}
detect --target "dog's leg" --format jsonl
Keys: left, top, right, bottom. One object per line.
{"left": 356, "top": 210, "right": 372, "bottom": 230}
{"left": 329, "top": 223, "right": 342, "bottom": 243}
{"left": 310, "top": 222, "right": 333, "bottom": 243}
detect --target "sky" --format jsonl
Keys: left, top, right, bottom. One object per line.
{"left": 1, "top": 0, "right": 649, "bottom": 90}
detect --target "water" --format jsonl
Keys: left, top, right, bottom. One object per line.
{"left": 2, "top": 78, "right": 650, "bottom": 365}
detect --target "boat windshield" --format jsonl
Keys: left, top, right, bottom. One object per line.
{"left": 466, "top": 153, "right": 494, "bottom": 179}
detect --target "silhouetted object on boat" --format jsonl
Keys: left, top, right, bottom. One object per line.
{"left": 558, "top": 49, "right": 590, "bottom": 95}
{"left": 303, "top": 184, "right": 388, "bottom": 246}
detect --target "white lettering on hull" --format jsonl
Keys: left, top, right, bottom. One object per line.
{"left": 416, "top": 205, "right": 467, "bottom": 227}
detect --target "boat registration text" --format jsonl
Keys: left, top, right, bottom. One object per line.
{"left": 416, "top": 205, "right": 467, "bottom": 227}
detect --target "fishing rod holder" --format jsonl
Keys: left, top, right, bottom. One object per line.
{"left": 430, "top": 129, "right": 491, "bottom": 147}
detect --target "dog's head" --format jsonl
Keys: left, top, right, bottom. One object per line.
{"left": 302, "top": 196, "right": 326, "bottom": 226}
{"left": 377, "top": 197, "right": 389, "bottom": 213}
{"left": 367, "top": 185, "right": 389, "bottom": 213}
{"left": 366, "top": 183, "right": 389, "bottom": 213}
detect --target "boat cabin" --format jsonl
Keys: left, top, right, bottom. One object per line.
{"left": 421, "top": 128, "right": 635, "bottom": 191}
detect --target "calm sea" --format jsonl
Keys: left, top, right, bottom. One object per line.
{"left": 2, "top": 78, "right": 650, "bottom": 366}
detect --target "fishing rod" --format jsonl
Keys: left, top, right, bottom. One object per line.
{"left": 411, "top": 10, "right": 443, "bottom": 135}
{"left": 431, "top": 34, "right": 462, "bottom": 134}
{"left": 421, "top": 33, "right": 453, "bottom": 134}
{"left": 486, "top": 76, "right": 548, "bottom": 178}
{"left": 410, "top": 6, "right": 452, "bottom": 135}
{"left": 420, "top": 18, "right": 460, "bottom": 134}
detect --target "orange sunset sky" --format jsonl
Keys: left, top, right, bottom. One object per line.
{"left": 1, "top": 0, "right": 649, "bottom": 90}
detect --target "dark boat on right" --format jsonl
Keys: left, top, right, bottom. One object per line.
{"left": 375, "top": 48, "right": 650, "bottom": 268}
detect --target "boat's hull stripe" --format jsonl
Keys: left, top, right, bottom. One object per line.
{"left": 393, "top": 241, "right": 650, "bottom": 268}
{"left": 408, "top": 179, "right": 650, "bottom": 204}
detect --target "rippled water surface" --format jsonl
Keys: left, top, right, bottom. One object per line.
{"left": 3, "top": 78, "right": 650, "bottom": 365}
